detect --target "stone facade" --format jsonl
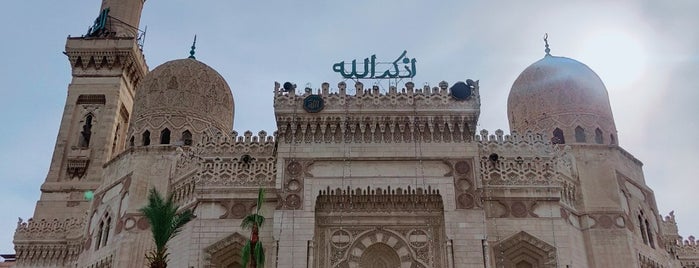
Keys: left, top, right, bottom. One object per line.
{"left": 12, "top": 0, "right": 699, "bottom": 267}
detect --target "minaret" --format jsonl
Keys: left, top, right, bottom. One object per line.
{"left": 13, "top": 0, "right": 148, "bottom": 266}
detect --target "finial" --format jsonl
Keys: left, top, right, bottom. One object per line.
{"left": 188, "top": 35, "right": 197, "bottom": 59}
{"left": 543, "top": 33, "right": 551, "bottom": 56}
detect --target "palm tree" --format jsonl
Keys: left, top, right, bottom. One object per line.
{"left": 140, "top": 188, "right": 194, "bottom": 268}
{"left": 241, "top": 188, "right": 266, "bottom": 268}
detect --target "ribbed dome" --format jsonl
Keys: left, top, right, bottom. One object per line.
{"left": 128, "top": 58, "right": 234, "bottom": 146}
{"left": 507, "top": 55, "right": 617, "bottom": 144}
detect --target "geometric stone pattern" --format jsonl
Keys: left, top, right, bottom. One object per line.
{"left": 314, "top": 187, "right": 445, "bottom": 268}
{"left": 494, "top": 231, "right": 557, "bottom": 268}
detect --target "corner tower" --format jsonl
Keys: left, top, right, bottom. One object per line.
{"left": 13, "top": 1, "right": 148, "bottom": 267}
{"left": 505, "top": 37, "right": 675, "bottom": 267}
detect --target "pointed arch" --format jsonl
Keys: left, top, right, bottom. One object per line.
{"left": 552, "top": 128, "right": 565, "bottom": 144}
{"left": 95, "top": 211, "right": 112, "bottom": 250}
{"left": 142, "top": 130, "right": 151, "bottom": 146}
{"left": 595, "top": 128, "right": 604, "bottom": 144}
{"left": 79, "top": 114, "right": 94, "bottom": 148}
{"left": 359, "top": 243, "right": 401, "bottom": 268}
{"left": 182, "top": 130, "right": 193, "bottom": 146}
{"left": 203, "top": 232, "right": 247, "bottom": 268}
{"left": 574, "top": 126, "right": 586, "bottom": 143}
{"left": 495, "top": 231, "right": 557, "bottom": 268}
{"left": 160, "top": 128, "right": 171, "bottom": 144}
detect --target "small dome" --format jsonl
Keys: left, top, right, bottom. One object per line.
{"left": 507, "top": 55, "right": 617, "bottom": 144}
{"left": 128, "top": 58, "right": 234, "bottom": 146}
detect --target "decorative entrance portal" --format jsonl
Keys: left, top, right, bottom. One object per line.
{"left": 313, "top": 186, "right": 446, "bottom": 268}
{"left": 359, "top": 243, "right": 401, "bottom": 268}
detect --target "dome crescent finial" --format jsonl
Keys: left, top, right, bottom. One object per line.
{"left": 543, "top": 33, "right": 551, "bottom": 56}
{"left": 188, "top": 35, "right": 197, "bottom": 59}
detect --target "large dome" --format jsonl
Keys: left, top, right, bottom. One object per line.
{"left": 128, "top": 58, "right": 234, "bottom": 146}
{"left": 507, "top": 54, "right": 617, "bottom": 145}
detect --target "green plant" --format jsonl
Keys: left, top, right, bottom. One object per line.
{"left": 140, "top": 188, "right": 194, "bottom": 268}
{"left": 241, "top": 188, "right": 266, "bottom": 268}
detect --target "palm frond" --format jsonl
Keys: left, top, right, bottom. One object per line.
{"left": 140, "top": 187, "right": 194, "bottom": 267}
{"left": 241, "top": 240, "right": 252, "bottom": 268}
{"left": 241, "top": 214, "right": 265, "bottom": 230}
{"left": 256, "top": 188, "right": 265, "bottom": 214}
{"left": 254, "top": 241, "right": 265, "bottom": 268}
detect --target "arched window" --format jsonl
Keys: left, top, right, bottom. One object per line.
{"left": 552, "top": 128, "right": 565, "bottom": 144}
{"left": 95, "top": 220, "right": 104, "bottom": 250}
{"left": 129, "top": 136, "right": 135, "bottom": 147}
{"left": 182, "top": 130, "right": 193, "bottom": 146}
{"left": 102, "top": 216, "right": 111, "bottom": 247}
{"left": 160, "top": 128, "right": 171, "bottom": 144}
{"left": 638, "top": 214, "right": 648, "bottom": 244}
{"left": 610, "top": 134, "right": 616, "bottom": 145}
{"left": 142, "top": 130, "right": 151, "bottom": 146}
{"left": 646, "top": 219, "right": 655, "bottom": 248}
{"left": 575, "top": 126, "right": 586, "bottom": 143}
{"left": 595, "top": 128, "right": 604, "bottom": 144}
{"left": 79, "top": 114, "right": 94, "bottom": 147}
{"left": 95, "top": 213, "right": 112, "bottom": 250}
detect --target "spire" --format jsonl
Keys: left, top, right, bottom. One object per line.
{"left": 188, "top": 35, "right": 197, "bottom": 59}
{"left": 543, "top": 33, "right": 551, "bottom": 56}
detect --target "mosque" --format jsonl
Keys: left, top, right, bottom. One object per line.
{"left": 12, "top": 0, "right": 699, "bottom": 267}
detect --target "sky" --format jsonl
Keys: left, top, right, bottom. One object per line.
{"left": 0, "top": 0, "right": 698, "bottom": 255}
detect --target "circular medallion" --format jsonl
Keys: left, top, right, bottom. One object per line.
{"left": 408, "top": 229, "right": 429, "bottom": 249}
{"left": 124, "top": 217, "right": 136, "bottom": 230}
{"left": 136, "top": 217, "right": 150, "bottom": 230}
{"left": 231, "top": 203, "right": 248, "bottom": 219}
{"left": 511, "top": 202, "right": 528, "bottom": 218}
{"left": 287, "top": 179, "right": 301, "bottom": 192}
{"left": 303, "top": 94, "right": 325, "bottom": 113}
{"left": 457, "top": 193, "right": 475, "bottom": 209}
{"left": 456, "top": 178, "right": 472, "bottom": 192}
{"left": 287, "top": 161, "right": 302, "bottom": 177}
{"left": 285, "top": 194, "right": 301, "bottom": 209}
{"left": 450, "top": 81, "right": 472, "bottom": 100}
{"left": 454, "top": 160, "right": 471, "bottom": 175}
{"left": 330, "top": 229, "right": 352, "bottom": 249}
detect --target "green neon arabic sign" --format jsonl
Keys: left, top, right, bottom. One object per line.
{"left": 332, "top": 50, "right": 416, "bottom": 79}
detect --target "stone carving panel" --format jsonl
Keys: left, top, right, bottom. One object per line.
{"left": 452, "top": 159, "right": 481, "bottom": 209}
{"left": 276, "top": 159, "right": 309, "bottom": 210}
{"left": 314, "top": 187, "right": 445, "bottom": 267}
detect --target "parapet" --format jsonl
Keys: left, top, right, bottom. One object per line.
{"left": 274, "top": 80, "right": 481, "bottom": 144}
{"left": 274, "top": 80, "right": 480, "bottom": 115}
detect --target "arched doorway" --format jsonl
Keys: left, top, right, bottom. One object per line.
{"left": 359, "top": 243, "right": 401, "bottom": 268}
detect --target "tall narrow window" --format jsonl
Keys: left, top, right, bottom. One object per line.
{"left": 638, "top": 215, "right": 648, "bottom": 244}
{"left": 79, "top": 115, "right": 93, "bottom": 147}
{"left": 129, "top": 136, "right": 135, "bottom": 147}
{"left": 575, "top": 126, "right": 586, "bottom": 143}
{"left": 160, "top": 128, "right": 171, "bottom": 144}
{"left": 102, "top": 217, "right": 111, "bottom": 247}
{"left": 610, "top": 134, "right": 616, "bottom": 145}
{"left": 646, "top": 219, "right": 655, "bottom": 248}
{"left": 142, "top": 130, "right": 151, "bottom": 146}
{"left": 95, "top": 220, "right": 104, "bottom": 250}
{"left": 182, "top": 130, "right": 193, "bottom": 146}
{"left": 552, "top": 128, "right": 565, "bottom": 144}
{"left": 595, "top": 128, "right": 604, "bottom": 144}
